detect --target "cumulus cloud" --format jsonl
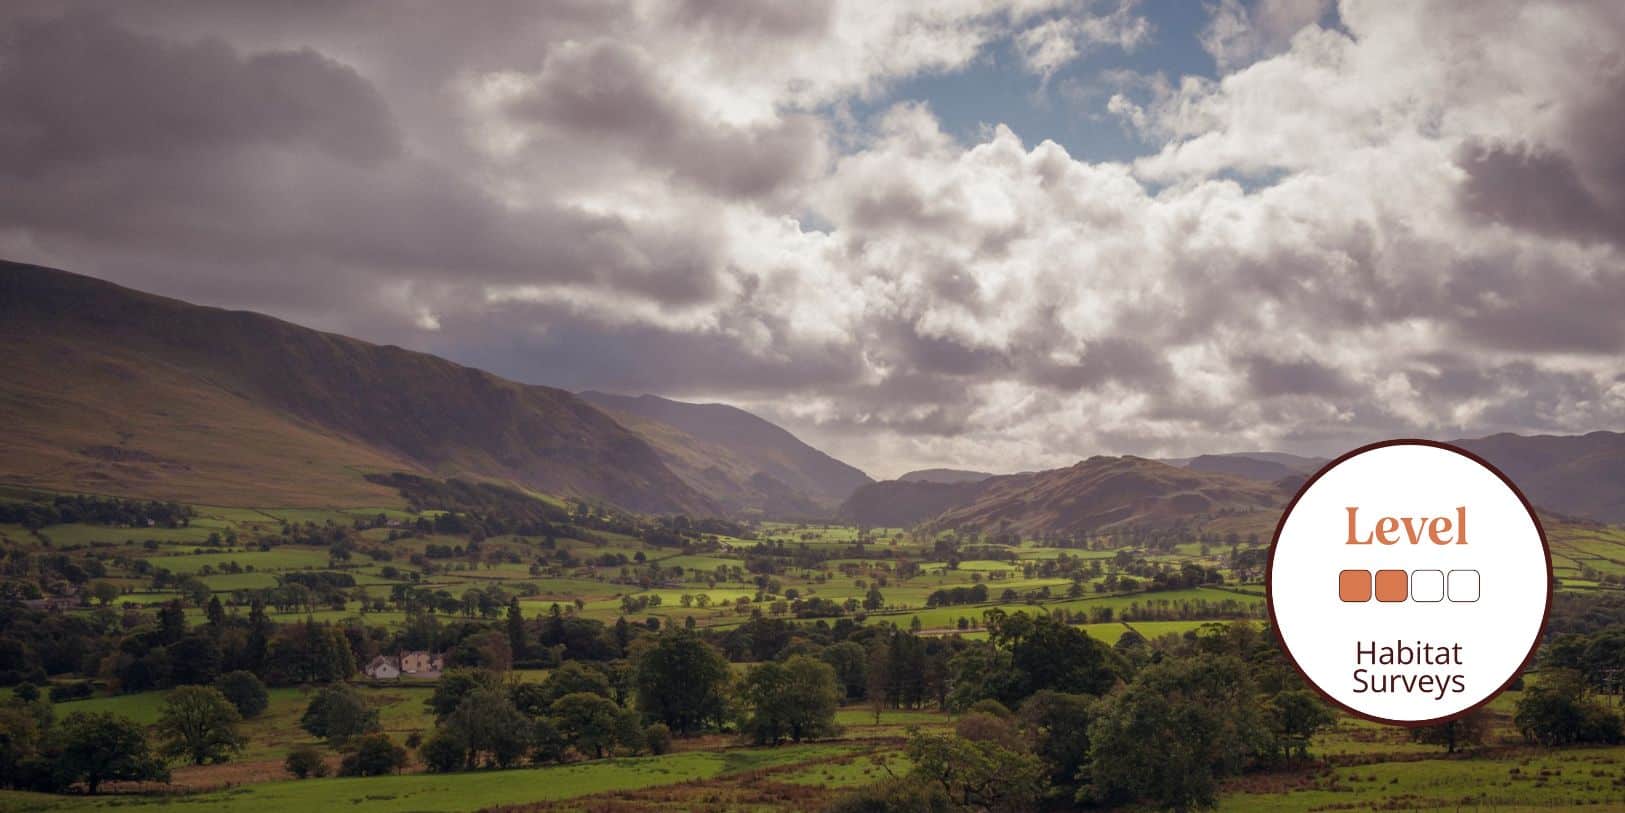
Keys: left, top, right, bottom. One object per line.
{"left": 1199, "top": 0, "right": 1331, "bottom": 72}
{"left": 1013, "top": 1, "right": 1150, "bottom": 80}
{"left": 1, "top": 1, "right": 1622, "bottom": 478}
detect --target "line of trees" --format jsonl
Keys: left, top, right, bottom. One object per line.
{"left": 833, "top": 617, "right": 1338, "bottom": 811}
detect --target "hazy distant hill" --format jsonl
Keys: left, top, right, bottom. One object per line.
{"left": 1451, "top": 431, "right": 1625, "bottom": 523}
{"left": 1182, "top": 454, "right": 1297, "bottom": 481}
{"left": 578, "top": 392, "right": 872, "bottom": 518}
{"left": 1179, "top": 436, "right": 1625, "bottom": 523}
{"left": 838, "top": 479, "right": 989, "bottom": 528}
{"left": 897, "top": 468, "right": 995, "bottom": 484}
{"left": 0, "top": 261, "right": 715, "bottom": 514}
{"left": 1163, "top": 451, "right": 1325, "bottom": 481}
{"left": 844, "top": 456, "right": 1286, "bottom": 533}
{"left": 928, "top": 456, "right": 1287, "bottom": 536}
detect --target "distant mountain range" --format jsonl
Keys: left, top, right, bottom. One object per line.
{"left": 844, "top": 456, "right": 1286, "bottom": 533}
{"left": 0, "top": 261, "right": 714, "bottom": 514}
{"left": 896, "top": 468, "right": 996, "bottom": 484}
{"left": 577, "top": 392, "right": 872, "bottom": 518}
{"left": 846, "top": 435, "right": 1625, "bottom": 532}
{"left": 1166, "top": 452, "right": 1325, "bottom": 482}
{"left": 4, "top": 260, "right": 1623, "bottom": 527}
{"left": 1451, "top": 432, "right": 1625, "bottom": 523}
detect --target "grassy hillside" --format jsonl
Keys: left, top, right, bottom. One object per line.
{"left": 0, "top": 262, "right": 713, "bottom": 515}
{"left": 579, "top": 392, "right": 871, "bottom": 517}
{"left": 846, "top": 456, "right": 1286, "bottom": 535}
{"left": 1453, "top": 431, "right": 1625, "bottom": 523}
{"left": 838, "top": 478, "right": 988, "bottom": 528}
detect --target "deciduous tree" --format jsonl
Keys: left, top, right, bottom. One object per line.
{"left": 55, "top": 712, "right": 168, "bottom": 794}
{"left": 156, "top": 686, "right": 245, "bottom": 765}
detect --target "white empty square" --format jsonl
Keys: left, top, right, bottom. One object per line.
{"left": 1448, "top": 570, "right": 1479, "bottom": 602}
{"left": 1411, "top": 569, "right": 1444, "bottom": 602}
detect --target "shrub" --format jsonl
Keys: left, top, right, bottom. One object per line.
{"left": 420, "top": 730, "right": 467, "bottom": 773}
{"left": 284, "top": 746, "right": 328, "bottom": 779}
{"left": 826, "top": 777, "right": 952, "bottom": 813}
{"left": 48, "top": 681, "right": 95, "bottom": 703}
{"left": 339, "top": 733, "right": 406, "bottom": 777}
{"left": 1516, "top": 673, "right": 1624, "bottom": 746}
{"left": 967, "top": 699, "right": 1012, "bottom": 719}
{"left": 644, "top": 722, "right": 673, "bottom": 755}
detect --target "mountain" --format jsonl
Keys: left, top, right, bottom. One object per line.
{"left": 1450, "top": 431, "right": 1625, "bottom": 523}
{"left": 1182, "top": 454, "right": 1297, "bottom": 482}
{"left": 838, "top": 479, "right": 989, "bottom": 528}
{"left": 897, "top": 468, "right": 995, "bottom": 484}
{"left": 577, "top": 391, "right": 872, "bottom": 518}
{"left": 929, "top": 456, "right": 1287, "bottom": 536}
{"left": 1164, "top": 451, "right": 1325, "bottom": 480}
{"left": 0, "top": 261, "right": 715, "bottom": 514}
{"left": 844, "top": 456, "right": 1287, "bottom": 534}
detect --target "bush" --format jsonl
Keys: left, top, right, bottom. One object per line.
{"left": 284, "top": 746, "right": 328, "bottom": 779}
{"left": 644, "top": 723, "right": 673, "bottom": 755}
{"left": 339, "top": 733, "right": 406, "bottom": 777}
{"left": 825, "top": 776, "right": 952, "bottom": 813}
{"left": 420, "top": 730, "right": 467, "bottom": 773}
{"left": 214, "top": 671, "right": 269, "bottom": 718}
{"left": 1516, "top": 674, "right": 1624, "bottom": 746}
{"left": 954, "top": 712, "right": 1023, "bottom": 751}
{"left": 967, "top": 699, "right": 1012, "bottom": 719}
{"left": 48, "top": 681, "right": 95, "bottom": 703}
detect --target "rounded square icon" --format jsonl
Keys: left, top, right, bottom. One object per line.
{"left": 1448, "top": 570, "right": 1480, "bottom": 602}
{"left": 1374, "top": 569, "right": 1408, "bottom": 602}
{"left": 1410, "top": 570, "right": 1444, "bottom": 602}
{"left": 1339, "top": 569, "right": 1371, "bottom": 602}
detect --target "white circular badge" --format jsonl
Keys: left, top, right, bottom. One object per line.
{"left": 1268, "top": 440, "right": 1551, "bottom": 725}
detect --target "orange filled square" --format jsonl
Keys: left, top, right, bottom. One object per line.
{"left": 1339, "top": 569, "right": 1371, "bottom": 602}
{"left": 1374, "top": 569, "right": 1408, "bottom": 602}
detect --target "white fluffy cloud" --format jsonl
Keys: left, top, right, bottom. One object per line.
{"left": 1014, "top": 1, "right": 1150, "bottom": 80}
{"left": 2, "top": 0, "right": 1623, "bottom": 478}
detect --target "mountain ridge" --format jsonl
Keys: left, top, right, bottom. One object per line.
{"left": 843, "top": 455, "right": 1286, "bottom": 533}
{"left": 577, "top": 391, "right": 872, "bottom": 518}
{"left": 896, "top": 468, "right": 995, "bottom": 484}
{"left": 0, "top": 261, "right": 715, "bottom": 515}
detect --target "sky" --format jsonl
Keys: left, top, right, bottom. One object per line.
{"left": 2, "top": 0, "right": 1623, "bottom": 480}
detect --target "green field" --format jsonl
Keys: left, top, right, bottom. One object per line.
{"left": 0, "top": 746, "right": 859, "bottom": 813}
{"left": 1217, "top": 746, "right": 1625, "bottom": 811}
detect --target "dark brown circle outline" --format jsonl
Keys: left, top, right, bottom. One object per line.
{"left": 1265, "top": 438, "right": 1553, "bottom": 728}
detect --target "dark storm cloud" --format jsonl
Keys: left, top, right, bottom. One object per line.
{"left": 0, "top": 13, "right": 399, "bottom": 171}
{"left": 1457, "top": 141, "right": 1623, "bottom": 247}
{"left": 0, "top": 12, "right": 728, "bottom": 318}
{"left": 1457, "top": 61, "right": 1625, "bottom": 248}
{"left": 667, "top": 0, "right": 834, "bottom": 38}
{"left": 1243, "top": 355, "right": 1353, "bottom": 399}
{"left": 1022, "top": 336, "right": 1172, "bottom": 391}
{"left": 427, "top": 301, "right": 866, "bottom": 397}
{"left": 508, "top": 38, "right": 828, "bottom": 199}
{"left": 1444, "top": 255, "right": 1625, "bottom": 354}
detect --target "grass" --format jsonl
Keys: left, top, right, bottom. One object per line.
{"left": 0, "top": 745, "right": 859, "bottom": 813}
{"left": 777, "top": 751, "right": 912, "bottom": 788}
{"left": 1217, "top": 746, "right": 1625, "bottom": 811}
{"left": 140, "top": 548, "right": 335, "bottom": 574}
